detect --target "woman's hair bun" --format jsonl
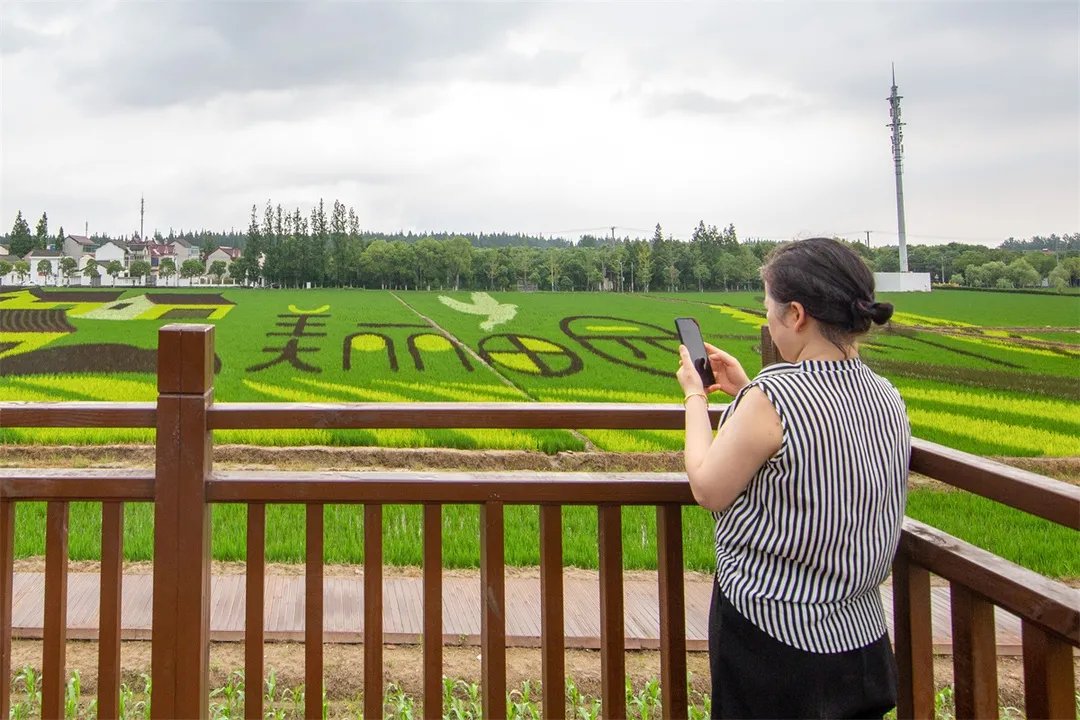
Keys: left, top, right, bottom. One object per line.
{"left": 853, "top": 299, "right": 894, "bottom": 325}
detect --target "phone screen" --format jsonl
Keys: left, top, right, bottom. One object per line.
{"left": 675, "top": 317, "right": 716, "bottom": 387}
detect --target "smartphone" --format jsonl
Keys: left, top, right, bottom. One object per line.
{"left": 675, "top": 317, "right": 716, "bottom": 388}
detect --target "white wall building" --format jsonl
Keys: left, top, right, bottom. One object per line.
{"left": 24, "top": 249, "right": 64, "bottom": 285}
{"left": 874, "top": 272, "right": 932, "bottom": 292}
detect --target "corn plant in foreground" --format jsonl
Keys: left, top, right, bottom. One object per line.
{"left": 6, "top": 666, "right": 716, "bottom": 719}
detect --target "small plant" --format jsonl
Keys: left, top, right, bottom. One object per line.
{"left": 64, "top": 670, "right": 82, "bottom": 719}
{"left": 385, "top": 682, "right": 416, "bottom": 720}
{"left": 209, "top": 669, "right": 245, "bottom": 719}
{"left": 507, "top": 679, "right": 540, "bottom": 719}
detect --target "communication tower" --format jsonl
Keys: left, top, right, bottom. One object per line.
{"left": 887, "top": 65, "right": 909, "bottom": 272}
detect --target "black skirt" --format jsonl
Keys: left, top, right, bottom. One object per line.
{"left": 709, "top": 581, "right": 898, "bottom": 719}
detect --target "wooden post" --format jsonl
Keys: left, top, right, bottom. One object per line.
{"left": 0, "top": 498, "right": 13, "bottom": 719}
{"left": 152, "top": 324, "right": 214, "bottom": 719}
{"left": 480, "top": 502, "right": 506, "bottom": 720}
{"left": 41, "top": 501, "right": 69, "bottom": 717}
{"left": 98, "top": 502, "right": 125, "bottom": 719}
{"left": 760, "top": 325, "right": 780, "bottom": 367}
{"left": 1022, "top": 621, "right": 1075, "bottom": 720}
{"left": 657, "top": 505, "right": 688, "bottom": 720}
{"left": 950, "top": 583, "right": 998, "bottom": 719}
{"left": 893, "top": 552, "right": 934, "bottom": 719}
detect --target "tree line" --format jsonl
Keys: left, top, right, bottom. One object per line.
{"left": 4, "top": 204, "right": 1079, "bottom": 291}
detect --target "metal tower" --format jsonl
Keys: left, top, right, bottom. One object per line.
{"left": 887, "top": 64, "right": 909, "bottom": 272}
{"left": 140, "top": 195, "right": 145, "bottom": 240}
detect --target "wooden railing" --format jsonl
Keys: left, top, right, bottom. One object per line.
{"left": 0, "top": 323, "right": 1077, "bottom": 719}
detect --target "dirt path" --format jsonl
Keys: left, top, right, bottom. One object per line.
{"left": 2, "top": 444, "right": 1077, "bottom": 487}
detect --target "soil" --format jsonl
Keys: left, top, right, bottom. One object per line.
{"left": 143, "top": 292, "right": 234, "bottom": 305}
{"left": 2, "top": 444, "right": 1077, "bottom": 488}
{"left": 8, "top": 640, "right": 1063, "bottom": 712}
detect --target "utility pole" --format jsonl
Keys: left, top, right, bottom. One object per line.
{"left": 140, "top": 195, "right": 145, "bottom": 240}
{"left": 865, "top": 230, "right": 871, "bottom": 248}
{"left": 887, "top": 64, "right": 909, "bottom": 272}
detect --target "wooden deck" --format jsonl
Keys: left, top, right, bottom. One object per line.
{"left": 10, "top": 571, "right": 1027, "bottom": 655}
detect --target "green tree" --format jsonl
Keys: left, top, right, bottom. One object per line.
{"left": 9, "top": 211, "right": 33, "bottom": 258}
{"left": 180, "top": 258, "right": 204, "bottom": 282}
{"left": 632, "top": 241, "right": 651, "bottom": 292}
{"left": 544, "top": 247, "right": 565, "bottom": 291}
{"left": 444, "top": 236, "right": 474, "bottom": 290}
{"left": 228, "top": 261, "right": 250, "bottom": 285}
{"left": 128, "top": 260, "right": 151, "bottom": 285}
{"left": 0, "top": 260, "right": 12, "bottom": 284}
{"left": 1005, "top": 258, "right": 1040, "bottom": 288}
{"left": 13, "top": 260, "right": 30, "bottom": 283}
{"left": 35, "top": 212, "right": 49, "bottom": 250}
{"left": 55, "top": 226, "right": 65, "bottom": 252}
{"left": 106, "top": 260, "right": 124, "bottom": 285}
{"left": 159, "top": 258, "right": 176, "bottom": 286}
{"left": 83, "top": 258, "right": 99, "bottom": 284}
{"left": 1021, "top": 251, "right": 1057, "bottom": 278}
{"left": 36, "top": 258, "right": 53, "bottom": 284}
{"left": 60, "top": 257, "right": 78, "bottom": 285}
{"left": 208, "top": 260, "right": 227, "bottom": 284}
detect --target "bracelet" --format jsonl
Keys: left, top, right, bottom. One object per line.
{"left": 683, "top": 392, "right": 708, "bottom": 407}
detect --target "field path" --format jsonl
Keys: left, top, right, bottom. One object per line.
{"left": 8, "top": 568, "right": 1032, "bottom": 655}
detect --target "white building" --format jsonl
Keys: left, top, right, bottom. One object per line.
{"left": 170, "top": 238, "right": 202, "bottom": 264}
{"left": 63, "top": 234, "right": 97, "bottom": 262}
{"left": 205, "top": 246, "right": 242, "bottom": 274}
{"left": 24, "top": 249, "right": 64, "bottom": 286}
{"left": 874, "top": 272, "right": 932, "bottom": 292}
{"left": 95, "top": 240, "right": 130, "bottom": 271}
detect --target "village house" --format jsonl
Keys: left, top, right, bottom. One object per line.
{"left": 170, "top": 237, "right": 202, "bottom": 264}
{"left": 125, "top": 238, "right": 151, "bottom": 264}
{"left": 24, "top": 248, "right": 64, "bottom": 285}
{"left": 62, "top": 234, "right": 98, "bottom": 262}
{"left": 205, "top": 246, "right": 242, "bottom": 275}
{"left": 94, "top": 240, "right": 130, "bottom": 271}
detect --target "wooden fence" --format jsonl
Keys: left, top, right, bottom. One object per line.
{"left": 0, "top": 323, "right": 1077, "bottom": 719}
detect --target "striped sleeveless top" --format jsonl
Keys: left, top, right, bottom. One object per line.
{"left": 712, "top": 357, "right": 910, "bottom": 653}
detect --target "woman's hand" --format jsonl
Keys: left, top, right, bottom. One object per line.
{"left": 677, "top": 345, "right": 707, "bottom": 397}
{"left": 703, "top": 342, "right": 750, "bottom": 397}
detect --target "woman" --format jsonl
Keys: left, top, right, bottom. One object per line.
{"left": 676, "top": 237, "right": 910, "bottom": 719}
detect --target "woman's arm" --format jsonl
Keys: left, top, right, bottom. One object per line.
{"left": 683, "top": 387, "right": 783, "bottom": 512}
{"left": 677, "top": 344, "right": 783, "bottom": 511}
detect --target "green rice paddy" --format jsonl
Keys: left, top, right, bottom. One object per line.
{"left": 2, "top": 287, "right": 1077, "bottom": 577}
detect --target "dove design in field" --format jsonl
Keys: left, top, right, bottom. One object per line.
{"left": 438, "top": 292, "right": 517, "bottom": 330}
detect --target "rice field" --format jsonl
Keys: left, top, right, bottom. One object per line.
{"left": 2, "top": 287, "right": 1076, "bottom": 456}
{"left": 2, "top": 287, "right": 1078, "bottom": 578}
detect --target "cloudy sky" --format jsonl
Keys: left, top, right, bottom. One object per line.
{"left": 2, "top": 1, "right": 1077, "bottom": 247}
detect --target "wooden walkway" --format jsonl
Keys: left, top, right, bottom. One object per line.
{"left": 9, "top": 571, "right": 1027, "bottom": 655}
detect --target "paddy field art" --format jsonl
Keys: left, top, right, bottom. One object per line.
{"left": 1, "top": 286, "right": 1078, "bottom": 578}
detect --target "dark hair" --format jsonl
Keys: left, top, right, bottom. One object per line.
{"left": 761, "top": 237, "right": 893, "bottom": 349}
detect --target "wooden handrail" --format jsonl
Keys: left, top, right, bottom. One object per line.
{"left": 900, "top": 518, "right": 1079, "bottom": 643}
{"left": 0, "top": 469, "right": 155, "bottom": 500}
{"left": 205, "top": 470, "right": 694, "bottom": 504}
{"left": 206, "top": 401, "right": 726, "bottom": 429}
{"left": 0, "top": 401, "right": 156, "bottom": 428}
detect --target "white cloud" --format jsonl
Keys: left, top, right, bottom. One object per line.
{"left": 1, "top": 1, "right": 1076, "bottom": 246}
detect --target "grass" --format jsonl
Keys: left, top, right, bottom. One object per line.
{"left": 5, "top": 667, "right": 714, "bottom": 720}
{"left": 11, "top": 489, "right": 1077, "bottom": 578}
{"left": 905, "top": 491, "right": 1080, "bottom": 578}
{"left": 11, "top": 502, "right": 719, "bottom": 571}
